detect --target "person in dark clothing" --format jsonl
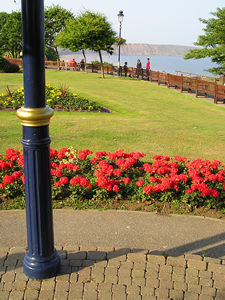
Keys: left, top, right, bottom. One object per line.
{"left": 136, "top": 59, "right": 142, "bottom": 78}
{"left": 123, "top": 62, "right": 128, "bottom": 77}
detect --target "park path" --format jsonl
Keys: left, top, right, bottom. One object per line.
{"left": 1, "top": 209, "right": 225, "bottom": 299}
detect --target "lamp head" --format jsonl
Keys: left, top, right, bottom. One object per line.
{"left": 118, "top": 10, "right": 124, "bottom": 23}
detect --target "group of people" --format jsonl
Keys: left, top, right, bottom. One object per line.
{"left": 60, "top": 57, "right": 151, "bottom": 77}
{"left": 123, "top": 58, "right": 150, "bottom": 78}
{"left": 60, "top": 58, "right": 85, "bottom": 71}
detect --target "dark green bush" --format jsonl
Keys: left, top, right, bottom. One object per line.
{"left": 3, "top": 63, "right": 20, "bottom": 73}
{"left": 0, "top": 56, "right": 10, "bottom": 71}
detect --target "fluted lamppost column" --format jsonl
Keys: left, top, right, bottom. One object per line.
{"left": 117, "top": 10, "right": 124, "bottom": 76}
{"left": 17, "top": 0, "right": 60, "bottom": 279}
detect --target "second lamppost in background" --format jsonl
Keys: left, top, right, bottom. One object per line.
{"left": 117, "top": 10, "right": 124, "bottom": 76}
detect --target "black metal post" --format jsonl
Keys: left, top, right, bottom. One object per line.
{"left": 117, "top": 22, "right": 122, "bottom": 77}
{"left": 17, "top": 0, "right": 60, "bottom": 279}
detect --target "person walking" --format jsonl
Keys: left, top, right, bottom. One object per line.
{"left": 136, "top": 59, "right": 142, "bottom": 78}
{"left": 146, "top": 57, "right": 150, "bottom": 80}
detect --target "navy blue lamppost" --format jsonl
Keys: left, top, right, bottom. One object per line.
{"left": 16, "top": 0, "right": 60, "bottom": 279}
{"left": 117, "top": 10, "right": 124, "bottom": 76}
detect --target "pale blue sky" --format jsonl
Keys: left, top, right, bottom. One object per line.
{"left": 2, "top": 0, "right": 224, "bottom": 46}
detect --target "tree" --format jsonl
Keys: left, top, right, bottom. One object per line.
{"left": 0, "top": 12, "right": 8, "bottom": 55}
{"left": 44, "top": 5, "right": 74, "bottom": 62}
{"left": 56, "top": 10, "right": 117, "bottom": 78}
{"left": 0, "top": 12, "right": 22, "bottom": 58}
{"left": 184, "top": 8, "right": 225, "bottom": 75}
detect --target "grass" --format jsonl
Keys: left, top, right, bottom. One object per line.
{"left": 1, "top": 69, "right": 225, "bottom": 162}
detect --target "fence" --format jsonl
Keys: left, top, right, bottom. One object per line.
{"left": 6, "top": 58, "right": 225, "bottom": 104}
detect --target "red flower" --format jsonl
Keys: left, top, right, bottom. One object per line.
{"left": 143, "top": 163, "right": 154, "bottom": 173}
{"left": 91, "top": 157, "right": 99, "bottom": 164}
{"left": 136, "top": 179, "right": 144, "bottom": 187}
{"left": 55, "top": 170, "right": 63, "bottom": 177}
{"left": 95, "top": 151, "right": 107, "bottom": 158}
{"left": 143, "top": 185, "right": 153, "bottom": 195}
{"left": 11, "top": 171, "right": 22, "bottom": 180}
{"left": 78, "top": 149, "right": 93, "bottom": 160}
{"left": 0, "top": 160, "right": 9, "bottom": 170}
{"left": 113, "top": 169, "right": 122, "bottom": 177}
{"left": 59, "top": 177, "right": 69, "bottom": 185}
{"left": 3, "top": 175, "right": 15, "bottom": 184}
{"left": 70, "top": 177, "right": 81, "bottom": 185}
{"left": 174, "top": 156, "right": 187, "bottom": 163}
{"left": 122, "top": 177, "right": 131, "bottom": 185}
{"left": 54, "top": 181, "right": 61, "bottom": 187}
{"left": 113, "top": 185, "right": 119, "bottom": 192}
{"left": 5, "top": 148, "right": 20, "bottom": 161}
{"left": 59, "top": 163, "right": 67, "bottom": 170}
{"left": 80, "top": 177, "right": 90, "bottom": 187}
{"left": 50, "top": 148, "right": 58, "bottom": 157}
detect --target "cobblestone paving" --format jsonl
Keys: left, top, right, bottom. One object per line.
{"left": 1, "top": 246, "right": 225, "bottom": 300}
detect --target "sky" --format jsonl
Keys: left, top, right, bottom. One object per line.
{"left": 1, "top": 0, "right": 224, "bottom": 46}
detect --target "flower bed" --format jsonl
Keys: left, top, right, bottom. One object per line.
{"left": 1, "top": 148, "right": 225, "bottom": 213}
{"left": 0, "top": 85, "right": 109, "bottom": 112}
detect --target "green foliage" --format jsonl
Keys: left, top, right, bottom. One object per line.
{"left": 184, "top": 8, "right": 225, "bottom": 75}
{"left": 0, "top": 84, "right": 105, "bottom": 111}
{"left": 45, "top": 5, "right": 74, "bottom": 60}
{"left": 0, "top": 12, "right": 22, "bottom": 58}
{"left": 56, "top": 10, "right": 117, "bottom": 77}
{"left": 91, "top": 60, "right": 113, "bottom": 66}
{"left": 45, "top": 46, "right": 58, "bottom": 61}
{"left": 0, "top": 12, "right": 8, "bottom": 56}
{"left": 115, "top": 37, "right": 126, "bottom": 46}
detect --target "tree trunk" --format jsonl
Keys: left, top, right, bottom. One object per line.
{"left": 98, "top": 50, "right": 104, "bottom": 78}
{"left": 55, "top": 46, "right": 60, "bottom": 71}
{"left": 82, "top": 49, "right": 87, "bottom": 73}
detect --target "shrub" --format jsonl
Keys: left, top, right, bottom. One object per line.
{"left": 3, "top": 63, "right": 20, "bottom": 73}
{"left": 0, "top": 56, "right": 10, "bottom": 71}
{"left": 0, "top": 57, "right": 20, "bottom": 73}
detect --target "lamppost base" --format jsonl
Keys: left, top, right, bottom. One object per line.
{"left": 23, "top": 250, "right": 60, "bottom": 279}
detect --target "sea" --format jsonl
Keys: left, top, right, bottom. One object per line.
{"left": 101, "top": 55, "right": 217, "bottom": 77}
{"left": 61, "top": 53, "right": 217, "bottom": 77}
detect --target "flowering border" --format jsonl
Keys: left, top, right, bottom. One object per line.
{"left": 1, "top": 148, "right": 225, "bottom": 211}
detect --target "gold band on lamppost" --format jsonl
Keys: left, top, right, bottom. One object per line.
{"left": 16, "top": 106, "right": 54, "bottom": 127}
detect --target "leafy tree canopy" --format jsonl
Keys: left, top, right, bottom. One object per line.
{"left": 0, "top": 11, "right": 22, "bottom": 58}
{"left": 56, "top": 10, "right": 117, "bottom": 77}
{"left": 184, "top": 7, "right": 225, "bottom": 75}
{"left": 44, "top": 5, "right": 74, "bottom": 60}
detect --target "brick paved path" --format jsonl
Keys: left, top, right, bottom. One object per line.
{"left": 1, "top": 246, "right": 225, "bottom": 300}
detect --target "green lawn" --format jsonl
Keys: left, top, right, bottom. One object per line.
{"left": 1, "top": 70, "right": 225, "bottom": 162}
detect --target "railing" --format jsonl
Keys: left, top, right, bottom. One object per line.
{"left": 6, "top": 58, "right": 225, "bottom": 104}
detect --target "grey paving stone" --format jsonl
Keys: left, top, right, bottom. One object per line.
{"left": 0, "top": 291, "right": 9, "bottom": 300}
{"left": 24, "top": 289, "right": 39, "bottom": 300}
{"left": 8, "top": 290, "right": 24, "bottom": 300}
